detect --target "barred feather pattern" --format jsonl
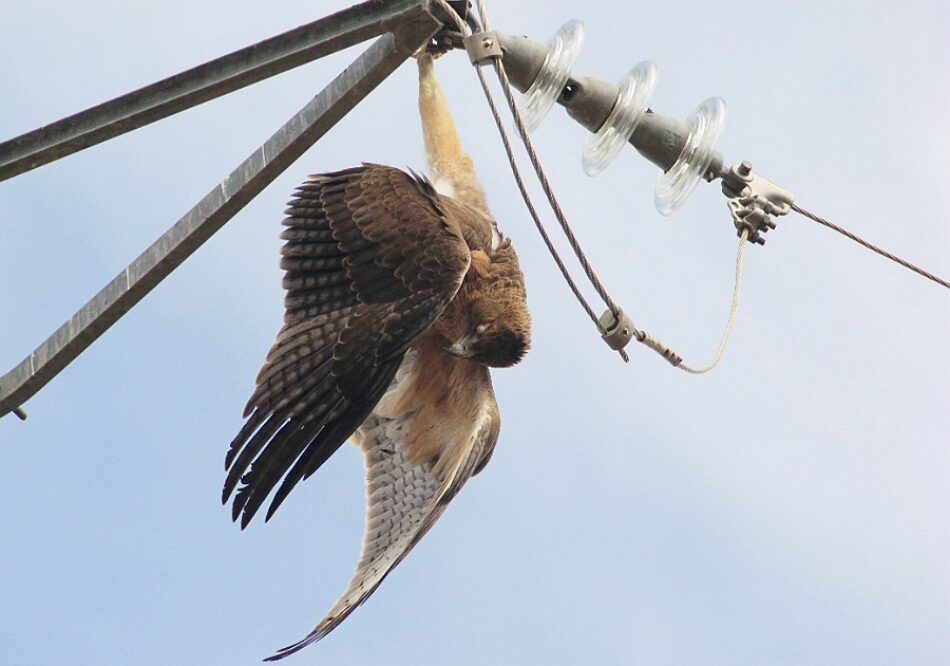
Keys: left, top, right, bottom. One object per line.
{"left": 264, "top": 351, "right": 498, "bottom": 661}
{"left": 223, "top": 165, "right": 472, "bottom": 528}
{"left": 225, "top": 159, "right": 527, "bottom": 659}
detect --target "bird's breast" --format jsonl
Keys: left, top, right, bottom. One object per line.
{"left": 369, "top": 338, "right": 489, "bottom": 479}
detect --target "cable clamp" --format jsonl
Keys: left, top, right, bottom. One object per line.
{"left": 599, "top": 308, "right": 635, "bottom": 351}
{"left": 464, "top": 31, "right": 503, "bottom": 65}
{"left": 721, "top": 160, "right": 794, "bottom": 245}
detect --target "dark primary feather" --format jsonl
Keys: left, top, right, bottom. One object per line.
{"left": 223, "top": 165, "right": 471, "bottom": 527}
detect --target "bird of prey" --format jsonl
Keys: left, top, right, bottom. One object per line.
{"left": 222, "top": 54, "right": 530, "bottom": 660}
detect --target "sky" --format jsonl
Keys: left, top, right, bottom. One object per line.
{"left": 1, "top": 1, "right": 948, "bottom": 665}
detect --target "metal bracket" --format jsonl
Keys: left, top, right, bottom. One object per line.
{"left": 464, "top": 31, "right": 503, "bottom": 65}
{"left": 428, "top": 0, "right": 475, "bottom": 52}
{"left": 721, "top": 160, "right": 794, "bottom": 245}
{"left": 0, "top": 0, "right": 439, "bottom": 182}
{"left": 0, "top": 1, "right": 441, "bottom": 420}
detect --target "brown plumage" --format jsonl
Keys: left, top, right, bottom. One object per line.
{"left": 222, "top": 54, "right": 530, "bottom": 659}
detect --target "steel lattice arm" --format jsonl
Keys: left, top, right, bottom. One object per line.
{"left": 0, "top": 0, "right": 442, "bottom": 419}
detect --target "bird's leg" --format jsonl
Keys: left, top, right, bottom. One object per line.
{"left": 417, "top": 54, "right": 489, "bottom": 213}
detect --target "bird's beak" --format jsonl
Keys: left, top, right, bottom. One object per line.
{"left": 444, "top": 334, "right": 477, "bottom": 358}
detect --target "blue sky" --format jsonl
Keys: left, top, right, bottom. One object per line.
{"left": 1, "top": 1, "right": 948, "bottom": 664}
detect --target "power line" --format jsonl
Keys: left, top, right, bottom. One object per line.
{"left": 791, "top": 203, "right": 950, "bottom": 290}
{"left": 447, "top": 1, "right": 948, "bottom": 381}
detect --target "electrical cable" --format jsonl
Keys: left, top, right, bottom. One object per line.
{"left": 435, "top": 0, "right": 631, "bottom": 360}
{"left": 791, "top": 203, "right": 949, "bottom": 291}
{"left": 679, "top": 228, "right": 748, "bottom": 374}
{"left": 435, "top": 0, "right": 757, "bottom": 372}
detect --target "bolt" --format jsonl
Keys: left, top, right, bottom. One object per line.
{"left": 482, "top": 38, "right": 493, "bottom": 48}
{"left": 737, "top": 161, "right": 752, "bottom": 177}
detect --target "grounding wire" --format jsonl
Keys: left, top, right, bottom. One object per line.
{"left": 678, "top": 228, "right": 748, "bottom": 374}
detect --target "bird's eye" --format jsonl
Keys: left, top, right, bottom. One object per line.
{"left": 475, "top": 323, "right": 489, "bottom": 335}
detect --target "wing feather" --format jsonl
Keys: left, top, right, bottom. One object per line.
{"left": 224, "top": 165, "right": 471, "bottom": 527}
{"left": 263, "top": 355, "right": 500, "bottom": 661}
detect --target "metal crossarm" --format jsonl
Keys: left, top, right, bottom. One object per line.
{"left": 0, "top": 3, "right": 441, "bottom": 419}
{"left": 0, "top": 0, "right": 435, "bottom": 181}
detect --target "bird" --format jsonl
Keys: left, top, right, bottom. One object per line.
{"left": 221, "top": 53, "right": 531, "bottom": 660}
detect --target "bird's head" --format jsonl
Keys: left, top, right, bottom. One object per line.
{"left": 445, "top": 323, "right": 529, "bottom": 368}
{"left": 445, "top": 286, "right": 531, "bottom": 368}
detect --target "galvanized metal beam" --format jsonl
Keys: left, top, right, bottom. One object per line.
{"left": 0, "top": 14, "right": 441, "bottom": 419}
{"left": 0, "top": 0, "right": 434, "bottom": 181}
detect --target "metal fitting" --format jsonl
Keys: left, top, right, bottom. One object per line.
{"left": 599, "top": 308, "right": 635, "bottom": 351}
{"left": 463, "top": 31, "right": 503, "bottom": 65}
{"left": 721, "top": 160, "right": 794, "bottom": 245}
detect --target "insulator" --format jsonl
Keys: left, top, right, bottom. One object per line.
{"left": 516, "top": 20, "right": 585, "bottom": 133}
{"left": 582, "top": 60, "right": 658, "bottom": 176}
{"left": 654, "top": 97, "right": 727, "bottom": 216}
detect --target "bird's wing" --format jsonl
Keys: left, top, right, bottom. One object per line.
{"left": 264, "top": 352, "right": 501, "bottom": 661}
{"left": 224, "top": 165, "right": 471, "bottom": 527}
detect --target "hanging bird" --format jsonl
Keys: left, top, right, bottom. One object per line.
{"left": 222, "top": 53, "right": 530, "bottom": 660}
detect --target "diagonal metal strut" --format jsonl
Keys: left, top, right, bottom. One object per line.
{"left": 0, "top": 0, "right": 435, "bottom": 181}
{"left": 0, "top": 5, "right": 441, "bottom": 419}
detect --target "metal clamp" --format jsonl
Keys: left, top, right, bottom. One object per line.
{"left": 463, "top": 31, "right": 503, "bottom": 65}
{"left": 599, "top": 308, "right": 635, "bottom": 351}
{"left": 721, "top": 160, "right": 794, "bottom": 245}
